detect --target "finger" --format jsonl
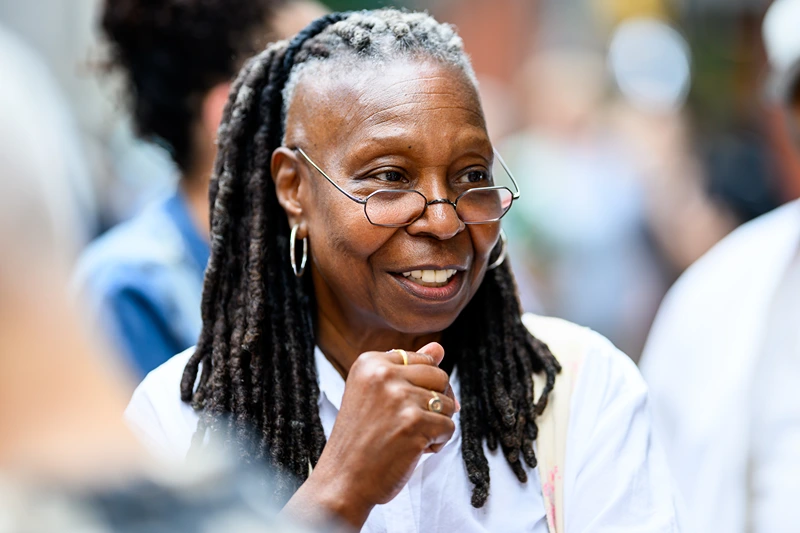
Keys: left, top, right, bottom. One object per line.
{"left": 404, "top": 361, "right": 460, "bottom": 413}
{"left": 419, "top": 412, "right": 456, "bottom": 452}
{"left": 417, "top": 342, "right": 445, "bottom": 366}
{"left": 400, "top": 364, "right": 450, "bottom": 393}
{"left": 412, "top": 388, "right": 457, "bottom": 418}
{"left": 401, "top": 362, "right": 461, "bottom": 414}
{"left": 442, "top": 380, "right": 461, "bottom": 413}
{"left": 424, "top": 442, "right": 446, "bottom": 454}
{"left": 385, "top": 349, "right": 436, "bottom": 367}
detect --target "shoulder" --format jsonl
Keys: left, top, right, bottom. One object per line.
{"left": 523, "top": 314, "right": 680, "bottom": 530}
{"left": 523, "top": 313, "right": 649, "bottom": 446}
{"left": 663, "top": 200, "right": 800, "bottom": 309}
{"left": 524, "top": 313, "right": 649, "bottom": 451}
{"left": 523, "top": 313, "right": 644, "bottom": 398}
{"left": 125, "top": 348, "right": 199, "bottom": 461}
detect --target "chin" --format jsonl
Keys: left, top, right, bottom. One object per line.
{"left": 383, "top": 298, "right": 468, "bottom": 336}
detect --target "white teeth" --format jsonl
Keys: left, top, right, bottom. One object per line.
{"left": 402, "top": 269, "right": 458, "bottom": 284}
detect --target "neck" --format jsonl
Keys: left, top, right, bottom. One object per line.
{"left": 315, "top": 305, "right": 441, "bottom": 378}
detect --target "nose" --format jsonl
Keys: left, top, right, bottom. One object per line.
{"left": 406, "top": 182, "right": 465, "bottom": 241}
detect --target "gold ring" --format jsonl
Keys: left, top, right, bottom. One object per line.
{"left": 427, "top": 391, "right": 444, "bottom": 414}
{"left": 392, "top": 349, "right": 408, "bottom": 366}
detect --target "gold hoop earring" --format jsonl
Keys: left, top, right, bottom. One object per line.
{"left": 290, "top": 224, "right": 308, "bottom": 277}
{"left": 487, "top": 229, "right": 508, "bottom": 271}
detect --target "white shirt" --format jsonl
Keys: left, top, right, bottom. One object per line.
{"left": 640, "top": 200, "right": 800, "bottom": 533}
{"left": 126, "top": 318, "right": 680, "bottom": 532}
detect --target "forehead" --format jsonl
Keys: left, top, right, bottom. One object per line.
{"left": 284, "top": 59, "right": 488, "bottom": 158}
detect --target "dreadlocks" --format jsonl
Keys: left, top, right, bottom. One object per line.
{"left": 181, "top": 9, "right": 561, "bottom": 508}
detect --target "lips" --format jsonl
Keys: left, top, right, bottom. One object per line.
{"left": 391, "top": 266, "right": 465, "bottom": 301}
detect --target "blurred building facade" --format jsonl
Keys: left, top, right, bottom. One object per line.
{"left": 3, "top": 0, "right": 797, "bottom": 360}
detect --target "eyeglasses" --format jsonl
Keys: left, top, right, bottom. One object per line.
{"left": 292, "top": 147, "right": 521, "bottom": 227}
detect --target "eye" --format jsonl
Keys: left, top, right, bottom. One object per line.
{"left": 372, "top": 170, "right": 407, "bottom": 183}
{"left": 461, "top": 169, "right": 490, "bottom": 185}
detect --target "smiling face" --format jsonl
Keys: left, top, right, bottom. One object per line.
{"left": 274, "top": 58, "right": 500, "bottom": 339}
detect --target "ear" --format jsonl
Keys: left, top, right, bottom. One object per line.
{"left": 201, "top": 82, "right": 231, "bottom": 139}
{"left": 271, "top": 147, "right": 306, "bottom": 228}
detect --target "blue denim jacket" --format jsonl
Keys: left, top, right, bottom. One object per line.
{"left": 74, "top": 192, "right": 209, "bottom": 380}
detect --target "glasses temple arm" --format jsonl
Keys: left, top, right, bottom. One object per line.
{"left": 493, "top": 149, "right": 521, "bottom": 200}
{"left": 293, "top": 147, "right": 367, "bottom": 205}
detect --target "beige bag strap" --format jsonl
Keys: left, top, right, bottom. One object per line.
{"left": 523, "top": 313, "right": 590, "bottom": 533}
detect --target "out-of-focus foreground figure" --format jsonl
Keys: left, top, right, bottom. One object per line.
{"left": 640, "top": 1, "right": 800, "bottom": 531}
{"left": 0, "top": 22, "right": 318, "bottom": 533}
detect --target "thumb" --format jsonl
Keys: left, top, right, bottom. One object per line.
{"left": 417, "top": 342, "right": 445, "bottom": 366}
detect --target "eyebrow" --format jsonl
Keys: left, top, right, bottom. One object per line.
{"left": 348, "top": 131, "right": 492, "bottom": 160}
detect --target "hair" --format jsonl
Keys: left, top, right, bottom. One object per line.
{"left": 101, "top": 0, "right": 283, "bottom": 173}
{"left": 181, "top": 9, "right": 561, "bottom": 508}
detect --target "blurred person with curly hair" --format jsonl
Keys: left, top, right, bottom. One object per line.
{"left": 74, "top": 0, "right": 327, "bottom": 379}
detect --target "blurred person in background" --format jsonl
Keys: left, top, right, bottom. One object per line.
{"left": 74, "top": 0, "right": 326, "bottom": 381}
{"left": 0, "top": 25, "right": 318, "bottom": 533}
{"left": 640, "top": 1, "right": 800, "bottom": 531}
{"left": 605, "top": 17, "right": 737, "bottom": 276}
{"left": 501, "top": 48, "right": 668, "bottom": 359}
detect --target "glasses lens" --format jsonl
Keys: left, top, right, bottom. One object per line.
{"left": 457, "top": 187, "right": 513, "bottom": 223}
{"left": 365, "top": 190, "right": 427, "bottom": 226}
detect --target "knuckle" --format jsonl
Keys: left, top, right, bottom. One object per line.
{"left": 352, "top": 354, "right": 393, "bottom": 384}
{"left": 385, "top": 382, "right": 405, "bottom": 403}
{"left": 370, "top": 362, "right": 392, "bottom": 383}
{"left": 398, "top": 406, "right": 421, "bottom": 432}
{"left": 349, "top": 354, "right": 368, "bottom": 375}
{"left": 355, "top": 351, "right": 372, "bottom": 363}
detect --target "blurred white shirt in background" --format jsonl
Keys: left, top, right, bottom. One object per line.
{"left": 641, "top": 199, "right": 800, "bottom": 533}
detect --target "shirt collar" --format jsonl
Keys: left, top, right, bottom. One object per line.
{"left": 314, "top": 346, "right": 346, "bottom": 411}
{"left": 164, "top": 191, "right": 210, "bottom": 272}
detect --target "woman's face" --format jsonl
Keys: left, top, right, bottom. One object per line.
{"left": 277, "top": 59, "right": 500, "bottom": 336}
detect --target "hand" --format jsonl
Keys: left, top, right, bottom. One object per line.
{"left": 292, "top": 342, "right": 458, "bottom": 528}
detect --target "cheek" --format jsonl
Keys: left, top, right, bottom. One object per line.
{"left": 307, "top": 192, "right": 382, "bottom": 258}
{"left": 469, "top": 224, "right": 501, "bottom": 265}
{"left": 303, "top": 190, "right": 395, "bottom": 302}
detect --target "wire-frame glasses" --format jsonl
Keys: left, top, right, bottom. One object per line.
{"left": 292, "top": 147, "right": 521, "bottom": 227}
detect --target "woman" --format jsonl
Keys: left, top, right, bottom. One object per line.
{"left": 127, "top": 10, "right": 680, "bottom": 532}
